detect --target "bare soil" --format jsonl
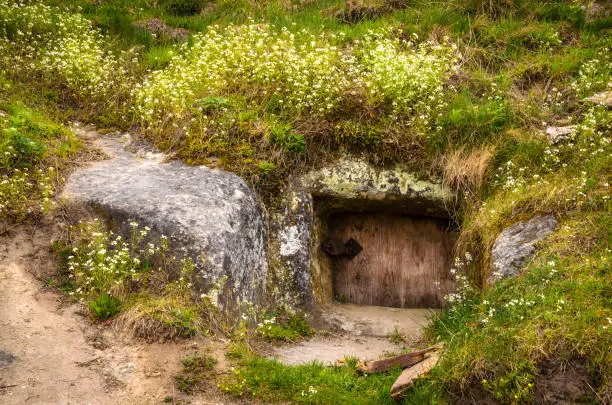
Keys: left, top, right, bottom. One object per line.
{"left": 535, "top": 358, "right": 598, "bottom": 404}
{"left": 0, "top": 220, "right": 234, "bottom": 405}
{"left": 271, "top": 304, "right": 433, "bottom": 365}
{"left": 271, "top": 334, "right": 407, "bottom": 366}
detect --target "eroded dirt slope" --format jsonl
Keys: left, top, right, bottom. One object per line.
{"left": 0, "top": 221, "right": 231, "bottom": 405}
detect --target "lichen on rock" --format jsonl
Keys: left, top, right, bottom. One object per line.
{"left": 270, "top": 189, "right": 314, "bottom": 308}
{"left": 62, "top": 128, "right": 268, "bottom": 304}
{"left": 301, "top": 158, "right": 454, "bottom": 217}
{"left": 489, "top": 215, "right": 558, "bottom": 284}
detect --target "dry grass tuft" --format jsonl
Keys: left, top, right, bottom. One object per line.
{"left": 113, "top": 297, "right": 204, "bottom": 342}
{"left": 442, "top": 146, "right": 494, "bottom": 196}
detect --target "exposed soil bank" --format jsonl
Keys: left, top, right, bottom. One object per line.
{"left": 0, "top": 221, "right": 233, "bottom": 405}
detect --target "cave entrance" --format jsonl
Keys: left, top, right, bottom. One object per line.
{"left": 322, "top": 213, "right": 457, "bottom": 308}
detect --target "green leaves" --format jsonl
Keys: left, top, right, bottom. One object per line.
{"left": 88, "top": 294, "right": 121, "bottom": 321}
{"left": 195, "top": 96, "right": 231, "bottom": 111}
{"left": 271, "top": 124, "right": 306, "bottom": 153}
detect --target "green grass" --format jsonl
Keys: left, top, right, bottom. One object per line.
{"left": 56, "top": 1, "right": 610, "bottom": 187}
{"left": 175, "top": 373, "right": 200, "bottom": 394}
{"left": 120, "top": 294, "right": 205, "bottom": 339}
{"left": 433, "top": 91, "right": 516, "bottom": 151}
{"left": 0, "top": 101, "right": 80, "bottom": 225}
{"left": 4, "top": 0, "right": 609, "bottom": 192}
{"left": 145, "top": 45, "right": 176, "bottom": 70}
{"left": 88, "top": 293, "right": 122, "bottom": 321}
{"left": 420, "top": 212, "right": 611, "bottom": 403}
{"left": 218, "top": 349, "right": 408, "bottom": 405}
{"left": 182, "top": 354, "right": 218, "bottom": 372}
{"left": 415, "top": 93, "right": 611, "bottom": 402}
{"left": 176, "top": 353, "right": 218, "bottom": 394}
{"left": 256, "top": 312, "right": 314, "bottom": 342}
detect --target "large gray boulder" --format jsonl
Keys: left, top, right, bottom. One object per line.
{"left": 63, "top": 128, "right": 268, "bottom": 303}
{"left": 489, "top": 215, "right": 558, "bottom": 284}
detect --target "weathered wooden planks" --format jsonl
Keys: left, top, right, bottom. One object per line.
{"left": 329, "top": 213, "right": 457, "bottom": 308}
{"left": 349, "top": 343, "right": 444, "bottom": 401}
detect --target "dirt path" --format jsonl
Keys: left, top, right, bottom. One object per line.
{"left": 271, "top": 304, "right": 432, "bottom": 365}
{"left": 0, "top": 222, "right": 231, "bottom": 405}
{"left": 271, "top": 334, "right": 405, "bottom": 366}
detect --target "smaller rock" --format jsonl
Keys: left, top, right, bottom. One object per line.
{"left": 489, "top": 215, "right": 558, "bottom": 284}
{"left": 585, "top": 91, "right": 612, "bottom": 109}
{"left": 276, "top": 190, "right": 314, "bottom": 306}
{"left": 546, "top": 126, "right": 574, "bottom": 144}
{"left": 133, "top": 19, "right": 189, "bottom": 41}
{"left": 115, "top": 362, "right": 135, "bottom": 378}
{"left": 336, "top": 1, "right": 382, "bottom": 23}
{"left": 0, "top": 110, "right": 7, "bottom": 117}
{"left": 583, "top": 2, "right": 611, "bottom": 23}
{"left": 0, "top": 350, "right": 16, "bottom": 368}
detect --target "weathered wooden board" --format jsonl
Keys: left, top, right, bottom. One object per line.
{"left": 357, "top": 343, "right": 443, "bottom": 374}
{"left": 329, "top": 214, "right": 457, "bottom": 308}
{"left": 358, "top": 353, "right": 426, "bottom": 374}
{"left": 390, "top": 351, "right": 441, "bottom": 401}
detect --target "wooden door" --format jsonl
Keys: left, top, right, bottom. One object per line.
{"left": 329, "top": 214, "right": 457, "bottom": 308}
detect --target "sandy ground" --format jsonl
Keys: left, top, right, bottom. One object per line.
{"left": 271, "top": 304, "right": 433, "bottom": 365}
{"left": 0, "top": 222, "right": 233, "bottom": 405}
{"left": 319, "top": 303, "right": 435, "bottom": 338}
{"left": 271, "top": 334, "right": 405, "bottom": 366}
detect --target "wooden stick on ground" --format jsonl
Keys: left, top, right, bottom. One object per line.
{"left": 357, "top": 342, "right": 443, "bottom": 374}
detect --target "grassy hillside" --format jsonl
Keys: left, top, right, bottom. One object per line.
{"left": 1, "top": 0, "right": 610, "bottom": 403}
{"left": 0, "top": 101, "right": 80, "bottom": 230}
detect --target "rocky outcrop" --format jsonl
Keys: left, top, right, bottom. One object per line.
{"left": 584, "top": 2, "right": 611, "bottom": 23}
{"left": 64, "top": 132, "right": 455, "bottom": 309}
{"left": 585, "top": 91, "right": 612, "bottom": 109}
{"left": 546, "top": 126, "right": 574, "bottom": 144}
{"left": 489, "top": 215, "right": 558, "bottom": 284}
{"left": 133, "top": 18, "right": 189, "bottom": 40}
{"left": 63, "top": 128, "right": 268, "bottom": 303}
{"left": 300, "top": 159, "right": 453, "bottom": 217}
